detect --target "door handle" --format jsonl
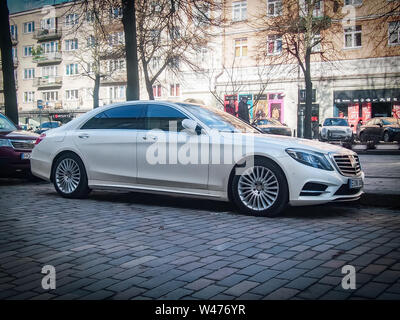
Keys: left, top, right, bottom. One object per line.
{"left": 142, "top": 135, "right": 157, "bottom": 141}
{"left": 78, "top": 134, "right": 90, "bottom": 139}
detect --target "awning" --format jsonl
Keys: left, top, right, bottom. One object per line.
{"left": 334, "top": 89, "right": 400, "bottom": 104}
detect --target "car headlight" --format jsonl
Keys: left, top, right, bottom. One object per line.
{"left": 0, "top": 139, "right": 12, "bottom": 147}
{"left": 286, "top": 148, "right": 334, "bottom": 171}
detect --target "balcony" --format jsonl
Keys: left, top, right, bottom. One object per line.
{"left": 33, "top": 28, "right": 62, "bottom": 41}
{"left": 33, "top": 52, "right": 62, "bottom": 65}
{"left": 33, "top": 76, "right": 62, "bottom": 89}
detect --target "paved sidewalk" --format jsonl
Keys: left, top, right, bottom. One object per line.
{"left": 0, "top": 180, "right": 399, "bottom": 300}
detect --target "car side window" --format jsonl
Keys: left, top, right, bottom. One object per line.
{"left": 81, "top": 105, "right": 146, "bottom": 130}
{"left": 145, "top": 105, "right": 188, "bottom": 132}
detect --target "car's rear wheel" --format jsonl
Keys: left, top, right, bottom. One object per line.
{"left": 52, "top": 153, "right": 89, "bottom": 198}
{"left": 359, "top": 132, "right": 366, "bottom": 142}
{"left": 231, "top": 158, "right": 288, "bottom": 217}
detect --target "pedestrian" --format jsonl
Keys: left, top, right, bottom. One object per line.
{"left": 238, "top": 96, "right": 250, "bottom": 123}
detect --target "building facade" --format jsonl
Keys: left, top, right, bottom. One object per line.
{"left": 0, "top": 0, "right": 399, "bottom": 136}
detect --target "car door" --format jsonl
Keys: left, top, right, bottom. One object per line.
{"left": 72, "top": 104, "right": 146, "bottom": 185}
{"left": 136, "top": 103, "right": 209, "bottom": 190}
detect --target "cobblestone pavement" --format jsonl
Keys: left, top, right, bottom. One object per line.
{"left": 0, "top": 179, "right": 399, "bottom": 300}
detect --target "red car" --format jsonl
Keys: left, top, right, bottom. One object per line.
{"left": 0, "top": 113, "right": 38, "bottom": 177}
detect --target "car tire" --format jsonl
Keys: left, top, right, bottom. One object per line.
{"left": 359, "top": 132, "right": 366, "bottom": 143}
{"left": 383, "top": 131, "right": 391, "bottom": 143}
{"left": 231, "top": 158, "right": 288, "bottom": 217}
{"left": 52, "top": 152, "right": 90, "bottom": 199}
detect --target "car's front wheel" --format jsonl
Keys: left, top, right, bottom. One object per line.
{"left": 52, "top": 152, "right": 90, "bottom": 198}
{"left": 231, "top": 158, "right": 288, "bottom": 217}
{"left": 383, "top": 131, "right": 391, "bottom": 143}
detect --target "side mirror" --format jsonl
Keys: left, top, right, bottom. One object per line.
{"left": 282, "top": 123, "right": 287, "bottom": 127}
{"left": 319, "top": 124, "right": 322, "bottom": 127}
{"left": 351, "top": 124, "right": 354, "bottom": 128}
{"left": 182, "top": 119, "right": 201, "bottom": 135}
{"left": 378, "top": 123, "right": 383, "bottom": 127}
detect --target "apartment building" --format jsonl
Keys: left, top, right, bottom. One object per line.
{"left": 0, "top": 0, "right": 399, "bottom": 135}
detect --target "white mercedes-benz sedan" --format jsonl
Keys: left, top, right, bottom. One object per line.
{"left": 31, "top": 101, "right": 364, "bottom": 217}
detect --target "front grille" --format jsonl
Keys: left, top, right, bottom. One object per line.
{"left": 10, "top": 140, "right": 35, "bottom": 151}
{"left": 333, "top": 154, "right": 361, "bottom": 176}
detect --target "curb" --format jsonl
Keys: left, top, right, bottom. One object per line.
{"left": 360, "top": 193, "right": 400, "bottom": 208}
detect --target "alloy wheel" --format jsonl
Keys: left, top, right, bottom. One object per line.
{"left": 55, "top": 158, "right": 81, "bottom": 194}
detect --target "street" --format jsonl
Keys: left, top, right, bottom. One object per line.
{"left": 0, "top": 155, "right": 399, "bottom": 300}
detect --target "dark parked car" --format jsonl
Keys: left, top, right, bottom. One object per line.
{"left": 358, "top": 117, "right": 400, "bottom": 142}
{"left": 0, "top": 113, "right": 38, "bottom": 177}
{"left": 253, "top": 118, "right": 292, "bottom": 136}
{"left": 35, "top": 121, "right": 61, "bottom": 134}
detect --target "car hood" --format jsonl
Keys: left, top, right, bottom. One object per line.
{"left": 0, "top": 130, "right": 39, "bottom": 140}
{"left": 250, "top": 133, "right": 354, "bottom": 155}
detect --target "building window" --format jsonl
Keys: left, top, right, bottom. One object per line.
{"left": 24, "top": 91, "right": 35, "bottom": 103}
{"left": 86, "top": 11, "right": 95, "bottom": 23}
{"left": 11, "top": 47, "right": 17, "bottom": 60}
{"left": 151, "top": 57, "right": 160, "bottom": 69}
{"left": 108, "top": 32, "right": 124, "bottom": 47}
{"left": 312, "top": 32, "right": 322, "bottom": 52}
{"left": 65, "top": 14, "right": 79, "bottom": 26}
{"left": 153, "top": 84, "right": 162, "bottom": 98}
{"left": 23, "top": 45, "right": 33, "bottom": 57}
{"left": 194, "top": 3, "right": 210, "bottom": 26}
{"left": 65, "top": 39, "right": 78, "bottom": 51}
{"left": 43, "top": 91, "right": 58, "bottom": 102}
{"left": 267, "top": 35, "right": 282, "bottom": 54}
{"left": 66, "top": 89, "right": 79, "bottom": 100}
{"left": 41, "top": 41, "right": 59, "bottom": 53}
{"left": 23, "top": 68, "right": 35, "bottom": 79}
{"left": 170, "top": 56, "right": 180, "bottom": 68}
{"left": 42, "top": 65, "right": 58, "bottom": 77}
{"left": 87, "top": 35, "right": 96, "bottom": 47}
{"left": 389, "top": 21, "right": 400, "bottom": 45}
{"left": 169, "top": 27, "right": 180, "bottom": 40}
{"left": 344, "top": 0, "right": 362, "bottom": 5}
{"left": 41, "top": 17, "right": 56, "bottom": 30}
{"left": 235, "top": 38, "right": 248, "bottom": 57}
{"left": 87, "top": 62, "right": 95, "bottom": 73}
{"left": 232, "top": 1, "right": 247, "bottom": 22}
{"left": 66, "top": 63, "right": 79, "bottom": 76}
{"left": 109, "top": 86, "right": 126, "bottom": 100}
{"left": 170, "top": 84, "right": 180, "bottom": 97}
{"left": 23, "top": 21, "right": 35, "bottom": 33}
{"left": 313, "top": 1, "right": 324, "bottom": 17}
{"left": 267, "top": 0, "right": 282, "bottom": 17}
{"left": 10, "top": 24, "right": 17, "bottom": 40}
{"left": 344, "top": 25, "right": 362, "bottom": 48}
{"left": 108, "top": 59, "right": 125, "bottom": 72}
{"left": 109, "top": 7, "right": 123, "bottom": 19}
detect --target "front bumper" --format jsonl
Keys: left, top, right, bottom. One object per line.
{"left": 283, "top": 155, "right": 364, "bottom": 206}
{"left": 0, "top": 147, "right": 31, "bottom": 176}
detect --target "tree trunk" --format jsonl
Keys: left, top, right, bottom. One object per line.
{"left": 304, "top": 49, "right": 313, "bottom": 140}
{"left": 93, "top": 74, "right": 100, "bottom": 108}
{"left": 142, "top": 61, "right": 154, "bottom": 100}
{"left": 0, "top": 0, "right": 18, "bottom": 124}
{"left": 122, "top": 0, "right": 140, "bottom": 101}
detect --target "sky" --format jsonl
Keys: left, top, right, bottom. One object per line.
{"left": 8, "top": 0, "right": 72, "bottom": 14}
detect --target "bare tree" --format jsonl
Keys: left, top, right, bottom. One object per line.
{"left": 136, "top": 0, "right": 220, "bottom": 100}
{"left": 0, "top": 0, "right": 18, "bottom": 124}
{"left": 251, "top": 0, "right": 344, "bottom": 139}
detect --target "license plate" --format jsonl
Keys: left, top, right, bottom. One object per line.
{"left": 21, "top": 153, "right": 31, "bottom": 160}
{"left": 349, "top": 178, "right": 363, "bottom": 189}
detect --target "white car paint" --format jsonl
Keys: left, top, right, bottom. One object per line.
{"left": 31, "top": 101, "right": 364, "bottom": 208}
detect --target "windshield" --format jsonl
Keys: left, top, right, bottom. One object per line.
{"left": 0, "top": 114, "right": 17, "bottom": 132}
{"left": 323, "top": 118, "right": 349, "bottom": 126}
{"left": 382, "top": 118, "right": 399, "bottom": 125}
{"left": 256, "top": 118, "right": 281, "bottom": 126}
{"left": 177, "top": 103, "right": 260, "bottom": 133}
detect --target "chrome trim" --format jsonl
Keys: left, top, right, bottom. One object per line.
{"left": 329, "top": 153, "right": 362, "bottom": 177}
{"left": 10, "top": 139, "right": 35, "bottom": 151}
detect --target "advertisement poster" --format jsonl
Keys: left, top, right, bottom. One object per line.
{"left": 224, "top": 94, "right": 238, "bottom": 116}
{"left": 253, "top": 94, "right": 268, "bottom": 121}
{"left": 392, "top": 104, "right": 400, "bottom": 119}
{"left": 268, "top": 93, "right": 284, "bottom": 123}
{"left": 348, "top": 103, "right": 359, "bottom": 133}
{"left": 238, "top": 94, "right": 253, "bottom": 121}
{"left": 362, "top": 102, "right": 372, "bottom": 123}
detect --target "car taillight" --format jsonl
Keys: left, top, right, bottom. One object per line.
{"left": 35, "top": 133, "right": 46, "bottom": 145}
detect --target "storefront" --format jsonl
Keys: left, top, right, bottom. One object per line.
{"left": 334, "top": 89, "right": 400, "bottom": 132}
